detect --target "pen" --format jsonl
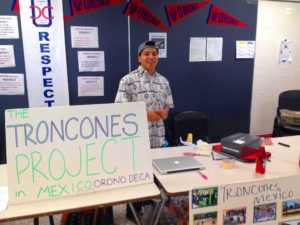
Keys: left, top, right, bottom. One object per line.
{"left": 278, "top": 142, "right": 290, "bottom": 148}
{"left": 183, "top": 152, "right": 210, "bottom": 157}
{"left": 214, "top": 157, "right": 231, "bottom": 161}
{"left": 198, "top": 170, "right": 208, "bottom": 180}
{"left": 211, "top": 152, "right": 215, "bottom": 160}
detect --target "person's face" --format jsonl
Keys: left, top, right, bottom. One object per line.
{"left": 138, "top": 47, "right": 158, "bottom": 75}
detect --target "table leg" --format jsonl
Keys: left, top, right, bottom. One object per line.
{"left": 150, "top": 189, "right": 168, "bottom": 225}
{"left": 33, "top": 218, "right": 39, "bottom": 225}
{"left": 129, "top": 203, "right": 142, "bottom": 225}
{"left": 48, "top": 215, "right": 55, "bottom": 225}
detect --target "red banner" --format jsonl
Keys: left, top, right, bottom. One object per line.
{"left": 207, "top": 4, "right": 248, "bottom": 27}
{"left": 11, "top": 0, "right": 19, "bottom": 12}
{"left": 70, "top": 0, "right": 125, "bottom": 16}
{"left": 165, "top": 1, "right": 211, "bottom": 26}
{"left": 124, "top": 0, "right": 170, "bottom": 32}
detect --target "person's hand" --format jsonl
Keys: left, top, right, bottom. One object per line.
{"left": 157, "top": 108, "right": 169, "bottom": 120}
{"left": 147, "top": 109, "right": 161, "bottom": 122}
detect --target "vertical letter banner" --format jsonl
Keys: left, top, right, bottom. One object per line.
{"left": 165, "top": 1, "right": 211, "bottom": 26}
{"left": 124, "top": 0, "right": 170, "bottom": 32}
{"left": 5, "top": 102, "right": 153, "bottom": 203}
{"left": 19, "top": 0, "right": 70, "bottom": 107}
{"left": 69, "top": 0, "right": 126, "bottom": 16}
{"left": 207, "top": 4, "right": 248, "bottom": 27}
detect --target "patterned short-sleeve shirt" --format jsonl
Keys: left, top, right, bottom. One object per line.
{"left": 115, "top": 66, "right": 174, "bottom": 148}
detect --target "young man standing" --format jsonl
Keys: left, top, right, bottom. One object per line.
{"left": 115, "top": 40, "right": 174, "bottom": 220}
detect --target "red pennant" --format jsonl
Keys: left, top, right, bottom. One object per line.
{"left": 70, "top": 0, "right": 125, "bottom": 16}
{"left": 165, "top": 1, "right": 211, "bottom": 26}
{"left": 207, "top": 4, "right": 248, "bottom": 27}
{"left": 64, "top": 15, "right": 75, "bottom": 22}
{"left": 11, "top": 0, "right": 19, "bottom": 12}
{"left": 124, "top": 0, "right": 170, "bottom": 32}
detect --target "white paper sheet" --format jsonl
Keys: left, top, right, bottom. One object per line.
{"left": 279, "top": 38, "right": 292, "bottom": 64}
{"left": 236, "top": 40, "right": 255, "bottom": 58}
{"left": 0, "top": 73, "right": 24, "bottom": 95}
{"left": 149, "top": 32, "right": 167, "bottom": 58}
{"left": 78, "top": 51, "right": 105, "bottom": 72}
{"left": 207, "top": 37, "right": 223, "bottom": 61}
{"left": 0, "top": 16, "right": 19, "bottom": 39}
{"left": 71, "top": 26, "right": 99, "bottom": 48}
{"left": 189, "top": 37, "right": 206, "bottom": 62}
{"left": 78, "top": 76, "right": 104, "bottom": 96}
{"left": 0, "top": 45, "right": 15, "bottom": 68}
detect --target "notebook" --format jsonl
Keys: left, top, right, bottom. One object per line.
{"left": 152, "top": 156, "right": 204, "bottom": 175}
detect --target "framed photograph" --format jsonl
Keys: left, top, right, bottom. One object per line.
{"left": 193, "top": 211, "right": 217, "bottom": 225}
{"left": 192, "top": 187, "right": 218, "bottom": 209}
{"left": 279, "top": 219, "right": 300, "bottom": 225}
{"left": 223, "top": 207, "right": 246, "bottom": 225}
{"left": 282, "top": 199, "right": 300, "bottom": 218}
{"left": 253, "top": 202, "right": 277, "bottom": 223}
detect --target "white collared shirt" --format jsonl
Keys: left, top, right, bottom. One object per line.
{"left": 115, "top": 66, "right": 174, "bottom": 148}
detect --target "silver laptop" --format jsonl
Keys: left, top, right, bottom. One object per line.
{"left": 152, "top": 156, "right": 204, "bottom": 175}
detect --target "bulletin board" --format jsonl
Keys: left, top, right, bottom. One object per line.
{"left": 189, "top": 174, "right": 300, "bottom": 225}
{"left": 0, "top": 0, "right": 258, "bottom": 164}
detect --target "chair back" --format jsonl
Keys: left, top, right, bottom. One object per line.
{"left": 173, "top": 111, "right": 207, "bottom": 145}
{"left": 273, "top": 90, "right": 300, "bottom": 137}
{"left": 278, "top": 90, "right": 300, "bottom": 112}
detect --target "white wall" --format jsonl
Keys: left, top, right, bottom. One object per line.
{"left": 250, "top": 0, "right": 300, "bottom": 135}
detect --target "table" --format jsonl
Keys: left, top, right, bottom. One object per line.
{"left": 0, "top": 164, "right": 162, "bottom": 225}
{"left": 152, "top": 135, "right": 300, "bottom": 196}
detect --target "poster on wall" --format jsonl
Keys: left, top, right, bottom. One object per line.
{"left": 78, "top": 51, "right": 105, "bottom": 72}
{"left": 279, "top": 38, "right": 292, "bottom": 64}
{"left": 207, "top": 37, "right": 223, "bottom": 61}
{"left": 0, "top": 45, "right": 16, "bottom": 68}
{"left": 189, "top": 37, "right": 206, "bottom": 62}
{"left": 190, "top": 174, "right": 300, "bottom": 225}
{"left": 71, "top": 26, "right": 99, "bottom": 48}
{"left": 0, "top": 73, "right": 24, "bottom": 95}
{"left": 236, "top": 40, "right": 256, "bottom": 59}
{"left": 78, "top": 76, "right": 104, "bottom": 96}
{"left": 149, "top": 33, "right": 167, "bottom": 58}
{"left": 19, "top": 0, "right": 69, "bottom": 107}
{"left": 5, "top": 102, "right": 153, "bottom": 203}
{"left": 0, "top": 16, "right": 19, "bottom": 39}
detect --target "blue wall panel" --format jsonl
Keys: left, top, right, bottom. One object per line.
{"left": 0, "top": 0, "right": 257, "bottom": 163}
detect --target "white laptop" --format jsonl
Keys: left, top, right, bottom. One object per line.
{"left": 152, "top": 156, "right": 205, "bottom": 175}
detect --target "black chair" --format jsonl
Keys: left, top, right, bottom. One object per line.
{"left": 272, "top": 90, "right": 300, "bottom": 137}
{"left": 173, "top": 111, "right": 208, "bottom": 145}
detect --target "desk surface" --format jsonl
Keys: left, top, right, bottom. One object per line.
{"left": 152, "top": 135, "right": 300, "bottom": 196}
{"left": 0, "top": 165, "right": 160, "bottom": 222}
